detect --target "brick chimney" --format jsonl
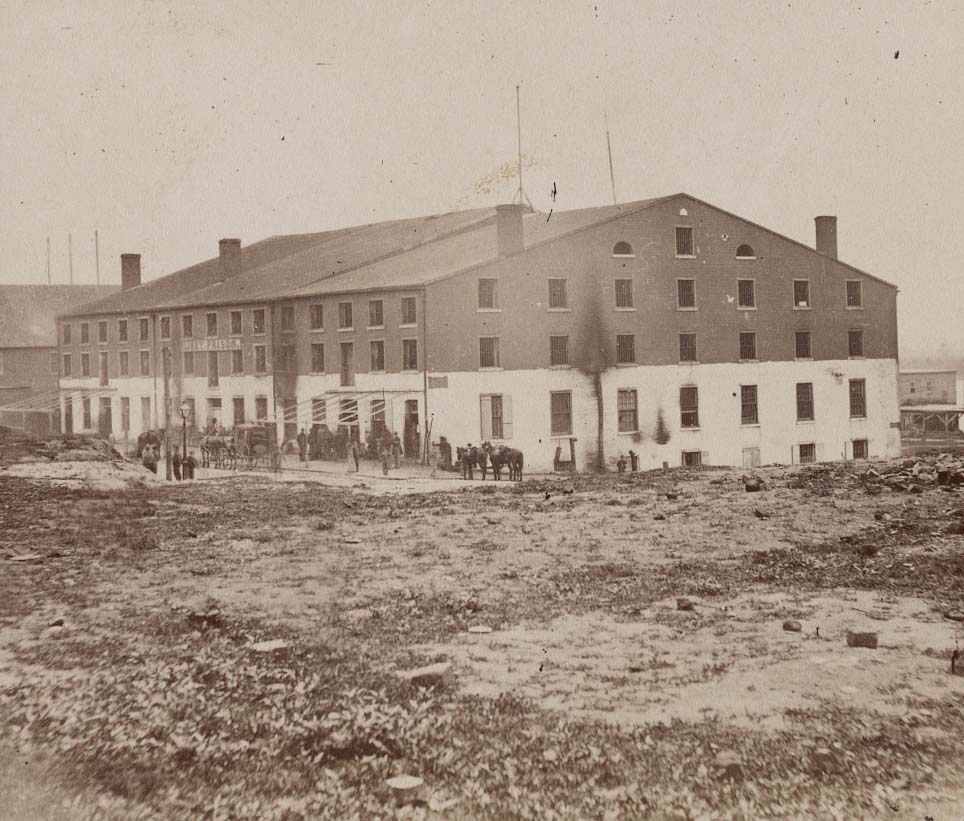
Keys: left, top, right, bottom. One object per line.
{"left": 120, "top": 254, "right": 141, "bottom": 290}
{"left": 219, "top": 238, "right": 242, "bottom": 278}
{"left": 815, "top": 216, "right": 837, "bottom": 259}
{"left": 495, "top": 204, "right": 524, "bottom": 256}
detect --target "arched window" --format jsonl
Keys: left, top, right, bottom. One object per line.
{"left": 736, "top": 244, "right": 755, "bottom": 258}
{"left": 612, "top": 241, "right": 634, "bottom": 257}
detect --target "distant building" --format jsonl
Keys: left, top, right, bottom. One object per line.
{"left": 0, "top": 284, "right": 117, "bottom": 436}
{"left": 899, "top": 369, "right": 958, "bottom": 407}
{"left": 57, "top": 194, "right": 901, "bottom": 470}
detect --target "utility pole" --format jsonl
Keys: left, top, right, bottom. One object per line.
{"left": 513, "top": 85, "right": 533, "bottom": 209}
{"left": 605, "top": 112, "right": 617, "bottom": 205}
{"left": 163, "top": 348, "right": 172, "bottom": 481}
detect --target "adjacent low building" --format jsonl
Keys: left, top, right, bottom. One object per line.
{"left": 57, "top": 194, "right": 902, "bottom": 470}
{"left": 0, "top": 284, "right": 117, "bottom": 436}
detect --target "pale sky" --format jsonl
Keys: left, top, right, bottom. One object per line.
{"left": 2, "top": 0, "right": 962, "bottom": 357}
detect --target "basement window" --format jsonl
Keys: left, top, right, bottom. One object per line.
{"left": 682, "top": 450, "right": 702, "bottom": 467}
{"left": 852, "top": 439, "right": 868, "bottom": 459}
{"left": 799, "top": 443, "right": 816, "bottom": 464}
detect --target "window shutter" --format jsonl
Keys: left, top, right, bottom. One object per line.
{"left": 480, "top": 395, "right": 492, "bottom": 440}
{"left": 502, "top": 395, "right": 513, "bottom": 440}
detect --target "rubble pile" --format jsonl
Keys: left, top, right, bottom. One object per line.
{"left": 0, "top": 426, "right": 123, "bottom": 466}
{"left": 862, "top": 454, "right": 964, "bottom": 493}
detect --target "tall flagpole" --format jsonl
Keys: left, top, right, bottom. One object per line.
{"left": 514, "top": 86, "right": 532, "bottom": 209}
{"left": 605, "top": 112, "right": 617, "bottom": 205}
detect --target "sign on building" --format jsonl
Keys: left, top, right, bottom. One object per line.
{"left": 183, "top": 338, "right": 242, "bottom": 352}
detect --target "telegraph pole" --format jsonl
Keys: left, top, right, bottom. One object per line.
{"left": 163, "top": 348, "right": 172, "bottom": 480}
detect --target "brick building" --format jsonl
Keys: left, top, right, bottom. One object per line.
{"left": 899, "top": 369, "right": 958, "bottom": 407}
{"left": 57, "top": 194, "right": 901, "bottom": 470}
{"left": 0, "top": 284, "right": 116, "bottom": 436}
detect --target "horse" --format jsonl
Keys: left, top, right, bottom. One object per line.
{"left": 456, "top": 444, "right": 488, "bottom": 480}
{"left": 200, "top": 435, "right": 232, "bottom": 468}
{"left": 483, "top": 442, "right": 524, "bottom": 481}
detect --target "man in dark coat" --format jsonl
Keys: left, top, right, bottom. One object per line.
{"left": 297, "top": 428, "right": 307, "bottom": 463}
{"left": 172, "top": 446, "right": 183, "bottom": 481}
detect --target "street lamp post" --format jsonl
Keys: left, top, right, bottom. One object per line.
{"left": 179, "top": 400, "right": 190, "bottom": 467}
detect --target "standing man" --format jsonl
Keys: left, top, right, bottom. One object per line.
{"left": 172, "top": 446, "right": 183, "bottom": 481}
{"left": 184, "top": 450, "right": 197, "bottom": 480}
{"left": 297, "top": 428, "right": 307, "bottom": 464}
{"left": 391, "top": 432, "right": 402, "bottom": 470}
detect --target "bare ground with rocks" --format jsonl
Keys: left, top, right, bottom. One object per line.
{"left": 1, "top": 453, "right": 964, "bottom": 819}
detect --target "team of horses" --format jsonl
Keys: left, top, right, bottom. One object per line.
{"left": 456, "top": 441, "right": 524, "bottom": 481}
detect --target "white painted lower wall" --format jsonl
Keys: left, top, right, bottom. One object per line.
{"left": 425, "top": 359, "right": 901, "bottom": 472}
{"left": 59, "top": 358, "right": 901, "bottom": 471}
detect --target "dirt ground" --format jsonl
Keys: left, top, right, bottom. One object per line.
{"left": 2, "top": 455, "right": 964, "bottom": 819}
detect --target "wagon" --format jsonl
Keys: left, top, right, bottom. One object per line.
{"left": 234, "top": 423, "right": 280, "bottom": 470}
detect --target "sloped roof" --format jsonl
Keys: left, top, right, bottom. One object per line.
{"left": 58, "top": 193, "right": 895, "bottom": 317}
{"left": 0, "top": 285, "right": 118, "bottom": 347}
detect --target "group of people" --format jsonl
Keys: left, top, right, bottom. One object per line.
{"left": 140, "top": 443, "right": 198, "bottom": 481}
{"left": 615, "top": 450, "right": 640, "bottom": 474}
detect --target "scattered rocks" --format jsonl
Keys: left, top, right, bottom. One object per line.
{"left": 811, "top": 747, "right": 838, "bottom": 774}
{"left": 744, "top": 476, "right": 765, "bottom": 493}
{"left": 754, "top": 509, "right": 770, "bottom": 520}
{"left": 385, "top": 774, "right": 425, "bottom": 804}
{"left": 846, "top": 631, "right": 878, "bottom": 649}
{"left": 398, "top": 661, "right": 454, "bottom": 689}
{"left": 782, "top": 619, "right": 802, "bottom": 632}
{"left": 676, "top": 597, "right": 695, "bottom": 612}
{"left": 467, "top": 624, "right": 492, "bottom": 634}
{"left": 712, "top": 750, "right": 744, "bottom": 780}
{"left": 187, "top": 609, "right": 223, "bottom": 630}
{"left": 249, "top": 639, "right": 290, "bottom": 654}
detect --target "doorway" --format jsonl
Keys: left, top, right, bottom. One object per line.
{"left": 98, "top": 397, "right": 112, "bottom": 436}
{"left": 403, "top": 399, "right": 419, "bottom": 459}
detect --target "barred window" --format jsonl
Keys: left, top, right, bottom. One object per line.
{"left": 682, "top": 450, "right": 702, "bottom": 467}
{"left": 479, "top": 336, "right": 500, "bottom": 369}
{"left": 795, "top": 330, "right": 812, "bottom": 359}
{"left": 338, "top": 302, "right": 353, "bottom": 329}
{"left": 679, "top": 333, "right": 697, "bottom": 363}
{"left": 370, "top": 340, "right": 385, "bottom": 371}
{"left": 852, "top": 439, "right": 868, "bottom": 459}
{"left": 311, "top": 343, "right": 325, "bottom": 373}
{"left": 848, "top": 329, "right": 864, "bottom": 357}
{"left": 402, "top": 339, "right": 418, "bottom": 371}
{"left": 796, "top": 382, "right": 814, "bottom": 421}
{"left": 677, "top": 279, "right": 696, "bottom": 309}
{"left": 549, "top": 335, "right": 569, "bottom": 366}
{"left": 739, "top": 331, "right": 757, "bottom": 361}
{"left": 617, "top": 389, "right": 638, "bottom": 433}
{"left": 369, "top": 300, "right": 384, "bottom": 327}
{"left": 675, "top": 226, "right": 694, "bottom": 256}
{"left": 550, "top": 391, "right": 572, "bottom": 435}
{"left": 281, "top": 306, "right": 295, "bottom": 332}
{"left": 231, "top": 310, "right": 242, "bottom": 335}
{"left": 548, "top": 278, "right": 568, "bottom": 309}
{"left": 478, "top": 278, "right": 498, "bottom": 309}
{"left": 401, "top": 297, "right": 417, "bottom": 325}
{"left": 740, "top": 384, "right": 758, "bottom": 425}
{"left": 849, "top": 378, "right": 866, "bottom": 418}
{"left": 793, "top": 279, "right": 810, "bottom": 308}
{"left": 680, "top": 386, "right": 699, "bottom": 428}
{"left": 846, "top": 280, "right": 862, "bottom": 308}
{"left": 615, "top": 334, "right": 636, "bottom": 364}
{"left": 737, "top": 279, "right": 755, "bottom": 308}
{"left": 799, "top": 443, "right": 816, "bottom": 464}
{"left": 614, "top": 278, "right": 634, "bottom": 308}
{"left": 310, "top": 304, "right": 324, "bottom": 330}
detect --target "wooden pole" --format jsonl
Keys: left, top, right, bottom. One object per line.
{"left": 163, "top": 348, "right": 172, "bottom": 480}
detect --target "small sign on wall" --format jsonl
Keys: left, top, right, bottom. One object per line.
{"left": 183, "top": 338, "right": 242, "bottom": 352}
{"left": 428, "top": 376, "right": 448, "bottom": 389}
